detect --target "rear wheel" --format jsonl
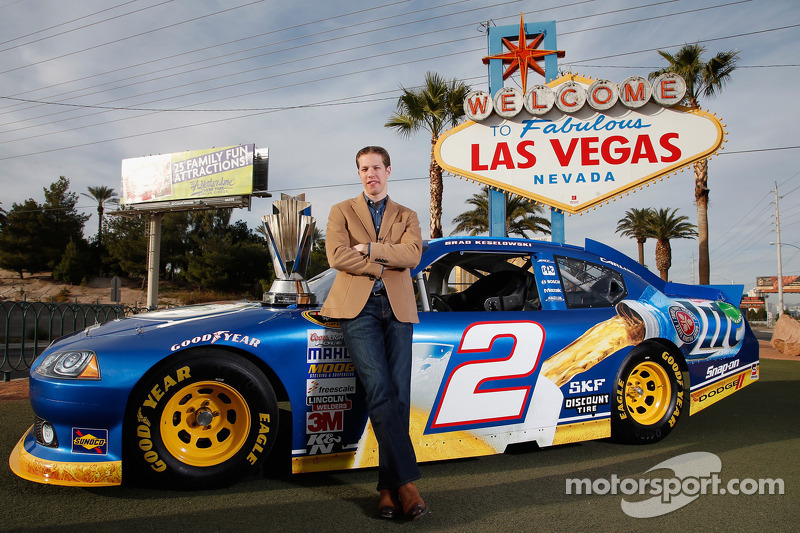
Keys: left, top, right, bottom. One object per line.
{"left": 611, "top": 345, "right": 685, "bottom": 444}
{"left": 126, "top": 349, "right": 278, "bottom": 489}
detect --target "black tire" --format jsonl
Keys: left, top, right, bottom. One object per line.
{"left": 611, "top": 344, "right": 685, "bottom": 444}
{"left": 125, "top": 349, "right": 279, "bottom": 489}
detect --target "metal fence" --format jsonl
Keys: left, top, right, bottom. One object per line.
{"left": 1, "top": 299, "right": 148, "bottom": 381}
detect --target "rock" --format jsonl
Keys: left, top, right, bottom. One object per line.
{"left": 771, "top": 314, "right": 800, "bottom": 356}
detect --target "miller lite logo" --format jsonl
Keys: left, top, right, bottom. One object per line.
{"left": 669, "top": 306, "right": 700, "bottom": 344}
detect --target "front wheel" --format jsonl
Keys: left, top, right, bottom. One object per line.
{"left": 611, "top": 345, "right": 685, "bottom": 444}
{"left": 125, "top": 349, "right": 279, "bottom": 489}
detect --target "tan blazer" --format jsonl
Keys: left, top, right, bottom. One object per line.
{"left": 321, "top": 194, "right": 422, "bottom": 323}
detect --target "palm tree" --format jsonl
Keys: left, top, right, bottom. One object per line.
{"left": 650, "top": 43, "right": 738, "bottom": 285}
{"left": 615, "top": 208, "right": 654, "bottom": 266}
{"left": 646, "top": 208, "right": 698, "bottom": 282}
{"left": 82, "top": 185, "right": 119, "bottom": 246}
{"left": 385, "top": 72, "right": 471, "bottom": 238}
{"left": 451, "top": 187, "right": 551, "bottom": 238}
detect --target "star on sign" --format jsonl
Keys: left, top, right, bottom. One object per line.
{"left": 482, "top": 13, "right": 565, "bottom": 93}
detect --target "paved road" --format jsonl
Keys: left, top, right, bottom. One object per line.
{"left": 1, "top": 358, "right": 797, "bottom": 532}
{"left": 752, "top": 328, "right": 772, "bottom": 342}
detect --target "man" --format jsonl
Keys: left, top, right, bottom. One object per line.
{"left": 321, "top": 146, "right": 427, "bottom": 520}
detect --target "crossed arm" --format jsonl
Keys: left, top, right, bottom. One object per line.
{"left": 326, "top": 204, "right": 422, "bottom": 277}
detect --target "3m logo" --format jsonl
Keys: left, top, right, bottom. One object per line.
{"left": 306, "top": 411, "right": 343, "bottom": 434}
{"left": 72, "top": 428, "right": 108, "bottom": 455}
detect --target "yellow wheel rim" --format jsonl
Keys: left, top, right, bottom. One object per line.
{"left": 624, "top": 361, "right": 671, "bottom": 426}
{"left": 160, "top": 381, "right": 251, "bottom": 467}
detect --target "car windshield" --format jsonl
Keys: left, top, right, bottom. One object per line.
{"left": 308, "top": 268, "right": 336, "bottom": 303}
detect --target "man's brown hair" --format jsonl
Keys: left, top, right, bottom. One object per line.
{"left": 356, "top": 146, "right": 391, "bottom": 169}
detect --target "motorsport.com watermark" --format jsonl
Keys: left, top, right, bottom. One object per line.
{"left": 565, "top": 452, "right": 784, "bottom": 518}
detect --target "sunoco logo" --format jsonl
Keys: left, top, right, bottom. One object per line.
{"left": 72, "top": 428, "right": 108, "bottom": 455}
{"left": 669, "top": 307, "right": 699, "bottom": 344}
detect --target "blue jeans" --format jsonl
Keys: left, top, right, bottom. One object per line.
{"left": 340, "top": 292, "right": 421, "bottom": 491}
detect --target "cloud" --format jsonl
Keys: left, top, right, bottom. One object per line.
{"left": 1, "top": 0, "right": 798, "bottom": 305}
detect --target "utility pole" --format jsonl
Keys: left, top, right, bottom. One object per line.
{"left": 775, "top": 182, "right": 784, "bottom": 317}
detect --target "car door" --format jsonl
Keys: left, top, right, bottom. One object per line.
{"left": 409, "top": 248, "right": 631, "bottom": 458}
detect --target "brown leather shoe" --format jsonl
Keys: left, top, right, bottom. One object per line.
{"left": 398, "top": 482, "right": 428, "bottom": 520}
{"left": 377, "top": 489, "right": 399, "bottom": 519}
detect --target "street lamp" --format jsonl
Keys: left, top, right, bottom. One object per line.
{"left": 711, "top": 274, "right": 736, "bottom": 284}
{"left": 771, "top": 243, "right": 800, "bottom": 251}
{"left": 768, "top": 241, "right": 799, "bottom": 316}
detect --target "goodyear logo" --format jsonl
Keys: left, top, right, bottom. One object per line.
{"left": 72, "top": 428, "right": 108, "bottom": 455}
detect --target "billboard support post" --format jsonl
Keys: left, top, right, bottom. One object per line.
{"left": 146, "top": 213, "right": 163, "bottom": 310}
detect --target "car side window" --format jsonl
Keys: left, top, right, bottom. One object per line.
{"left": 420, "top": 252, "right": 540, "bottom": 312}
{"left": 555, "top": 255, "right": 627, "bottom": 309}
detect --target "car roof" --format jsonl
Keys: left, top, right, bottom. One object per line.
{"left": 414, "top": 236, "right": 744, "bottom": 306}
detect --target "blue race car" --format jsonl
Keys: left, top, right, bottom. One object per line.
{"left": 10, "top": 237, "right": 759, "bottom": 488}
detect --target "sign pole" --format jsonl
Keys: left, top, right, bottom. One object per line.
{"left": 486, "top": 20, "right": 563, "bottom": 242}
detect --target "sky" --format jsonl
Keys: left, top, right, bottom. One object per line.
{"left": 0, "top": 0, "right": 798, "bottom": 308}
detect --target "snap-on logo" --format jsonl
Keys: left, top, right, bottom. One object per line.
{"left": 669, "top": 306, "right": 700, "bottom": 344}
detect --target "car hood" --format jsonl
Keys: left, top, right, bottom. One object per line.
{"left": 61, "top": 302, "right": 303, "bottom": 342}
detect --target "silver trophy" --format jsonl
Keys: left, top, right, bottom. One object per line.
{"left": 262, "top": 193, "right": 316, "bottom": 305}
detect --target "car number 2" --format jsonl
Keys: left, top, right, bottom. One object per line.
{"left": 430, "top": 321, "right": 545, "bottom": 430}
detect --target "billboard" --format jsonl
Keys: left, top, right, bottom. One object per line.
{"left": 121, "top": 144, "right": 268, "bottom": 207}
{"left": 755, "top": 276, "right": 800, "bottom": 293}
{"left": 435, "top": 74, "right": 725, "bottom": 214}
{"left": 740, "top": 296, "right": 765, "bottom": 309}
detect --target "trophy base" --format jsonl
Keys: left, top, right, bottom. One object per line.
{"left": 263, "top": 279, "right": 316, "bottom": 306}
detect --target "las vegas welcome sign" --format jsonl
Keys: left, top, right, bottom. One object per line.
{"left": 435, "top": 73, "right": 725, "bottom": 214}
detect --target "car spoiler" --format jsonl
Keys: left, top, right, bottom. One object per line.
{"left": 584, "top": 239, "right": 743, "bottom": 307}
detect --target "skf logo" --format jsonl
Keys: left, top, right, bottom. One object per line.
{"left": 72, "top": 428, "right": 108, "bottom": 455}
